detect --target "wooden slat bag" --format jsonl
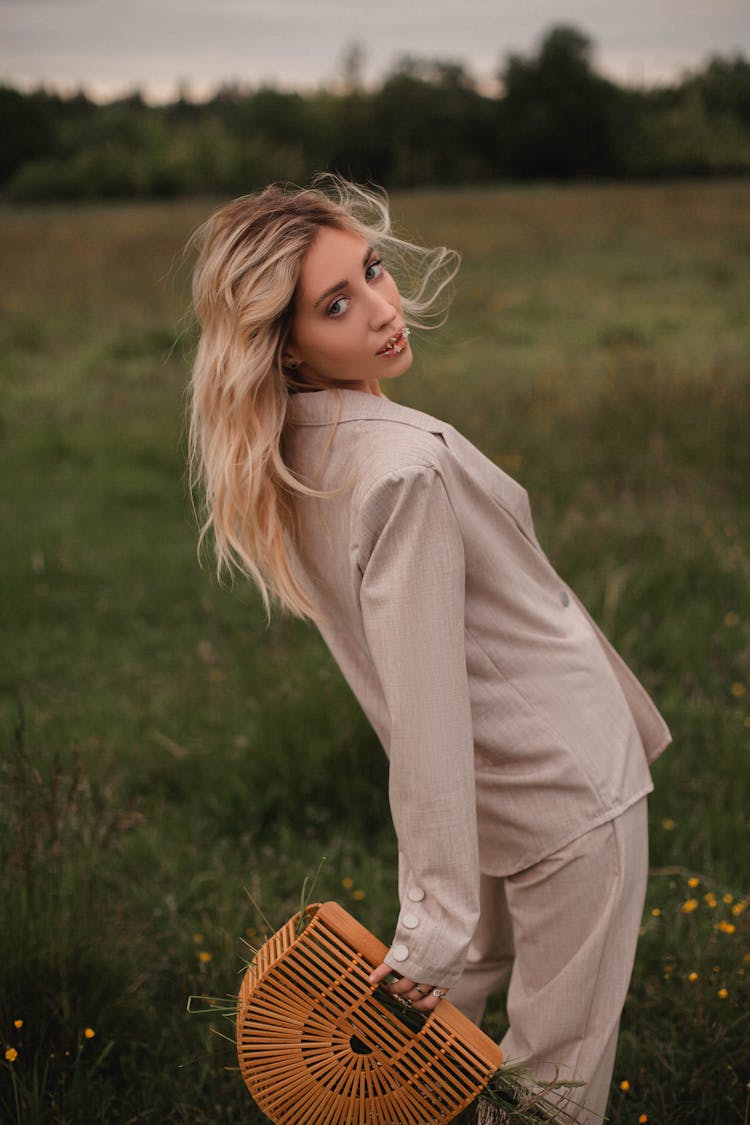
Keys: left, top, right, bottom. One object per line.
{"left": 237, "top": 900, "right": 503, "bottom": 1124}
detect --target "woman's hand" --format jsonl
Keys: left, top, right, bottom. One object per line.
{"left": 368, "top": 962, "right": 448, "bottom": 1013}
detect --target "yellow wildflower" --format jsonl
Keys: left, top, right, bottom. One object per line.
{"left": 724, "top": 611, "right": 739, "bottom": 627}
{"left": 681, "top": 898, "right": 699, "bottom": 914}
{"left": 717, "top": 988, "right": 728, "bottom": 999}
{"left": 718, "top": 921, "right": 736, "bottom": 934}
{"left": 192, "top": 932, "right": 203, "bottom": 944}
{"left": 688, "top": 971, "right": 698, "bottom": 982}
{"left": 639, "top": 1116, "right": 649, "bottom": 1124}
{"left": 731, "top": 682, "right": 747, "bottom": 698}
{"left": 13, "top": 1019, "right": 23, "bottom": 1029}
{"left": 353, "top": 889, "right": 366, "bottom": 901}
{"left": 341, "top": 877, "right": 354, "bottom": 889}
{"left": 198, "top": 950, "right": 212, "bottom": 963}
{"left": 704, "top": 892, "right": 717, "bottom": 908}
{"left": 732, "top": 902, "right": 747, "bottom": 916}
{"left": 723, "top": 893, "right": 733, "bottom": 904}
{"left": 744, "top": 953, "right": 750, "bottom": 964}
{"left": 84, "top": 1028, "right": 95, "bottom": 1040}
{"left": 651, "top": 907, "right": 661, "bottom": 917}
{"left": 687, "top": 876, "right": 699, "bottom": 888}
{"left": 661, "top": 818, "right": 676, "bottom": 830}
{"left": 4, "top": 1047, "right": 18, "bottom": 1062}
{"left": 619, "top": 1079, "right": 630, "bottom": 1092}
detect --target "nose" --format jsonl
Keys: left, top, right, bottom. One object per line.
{"left": 368, "top": 288, "right": 398, "bottom": 331}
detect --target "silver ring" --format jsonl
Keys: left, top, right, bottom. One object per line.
{"left": 431, "top": 988, "right": 447, "bottom": 999}
{"left": 414, "top": 985, "right": 428, "bottom": 996}
{"left": 396, "top": 995, "right": 412, "bottom": 1008}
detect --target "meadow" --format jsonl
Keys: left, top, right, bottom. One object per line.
{"left": 0, "top": 181, "right": 748, "bottom": 1124}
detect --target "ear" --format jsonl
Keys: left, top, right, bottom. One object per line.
{"left": 282, "top": 349, "right": 301, "bottom": 372}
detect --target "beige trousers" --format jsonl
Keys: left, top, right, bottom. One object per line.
{"left": 449, "top": 797, "right": 649, "bottom": 1123}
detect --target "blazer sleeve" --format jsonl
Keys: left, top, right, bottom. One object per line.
{"left": 356, "top": 465, "right": 480, "bottom": 988}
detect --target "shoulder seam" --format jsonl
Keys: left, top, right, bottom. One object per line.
{"left": 358, "top": 462, "right": 444, "bottom": 509}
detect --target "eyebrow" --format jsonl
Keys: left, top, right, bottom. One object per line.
{"left": 312, "top": 245, "right": 375, "bottom": 309}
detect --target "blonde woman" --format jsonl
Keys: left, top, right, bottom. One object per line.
{"left": 188, "top": 178, "right": 670, "bottom": 1121}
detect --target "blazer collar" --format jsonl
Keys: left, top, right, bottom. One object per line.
{"left": 286, "top": 388, "right": 445, "bottom": 434}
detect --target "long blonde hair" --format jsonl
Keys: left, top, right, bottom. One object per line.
{"left": 187, "top": 176, "right": 459, "bottom": 619}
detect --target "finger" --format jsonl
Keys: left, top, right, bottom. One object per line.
{"left": 368, "top": 961, "right": 399, "bottom": 987}
{"left": 412, "top": 993, "right": 442, "bottom": 1013}
{"left": 399, "top": 984, "right": 427, "bottom": 1002}
{"left": 402, "top": 983, "right": 447, "bottom": 1012}
{"left": 377, "top": 976, "right": 424, "bottom": 1011}
{"left": 407, "top": 983, "right": 431, "bottom": 999}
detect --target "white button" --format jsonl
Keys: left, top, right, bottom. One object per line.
{"left": 402, "top": 914, "right": 419, "bottom": 929}
{"left": 407, "top": 887, "right": 425, "bottom": 902}
{"left": 392, "top": 944, "right": 409, "bottom": 962}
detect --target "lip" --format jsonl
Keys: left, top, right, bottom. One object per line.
{"left": 376, "top": 327, "right": 410, "bottom": 357}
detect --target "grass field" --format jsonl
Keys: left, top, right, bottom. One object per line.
{"left": 1, "top": 182, "right": 749, "bottom": 1124}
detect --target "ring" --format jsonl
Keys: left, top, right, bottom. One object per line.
{"left": 414, "top": 985, "right": 428, "bottom": 996}
{"left": 431, "top": 988, "right": 447, "bottom": 999}
{"left": 396, "top": 996, "right": 412, "bottom": 1008}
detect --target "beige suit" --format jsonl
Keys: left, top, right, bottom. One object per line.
{"left": 284, "top": 387, "right": 670, "bottom": 1113}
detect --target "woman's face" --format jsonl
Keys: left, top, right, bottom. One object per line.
{"left": 286, "top": 225, "right": 412, "bottom": 393}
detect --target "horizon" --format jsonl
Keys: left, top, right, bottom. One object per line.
{"left": 4, "top": 42, "right": 748, "bottom": 109}
{"left": 2, "top": 0, "right": 749, "bottom": 106}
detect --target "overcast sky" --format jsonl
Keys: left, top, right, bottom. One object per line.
{"left": 2, "top": 0, "right": 749, "bottom": 102}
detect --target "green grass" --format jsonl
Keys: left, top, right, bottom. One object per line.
{"left": 1, "top": 183, "right": 749, "bottom": 1123}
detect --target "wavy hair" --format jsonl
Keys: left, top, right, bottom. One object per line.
{"left": 187, "top": 175, "right": 460, "bottom": 619}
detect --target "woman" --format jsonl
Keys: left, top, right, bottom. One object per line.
{"left": 188, "top": 178, "right": 670, "bottom": 1120}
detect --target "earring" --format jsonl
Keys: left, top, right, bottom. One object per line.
{"left": 286, "top": 360, "right": 299, "bottom": 372}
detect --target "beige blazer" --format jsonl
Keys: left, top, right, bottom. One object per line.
{"left": 283, "top": 388, "right": 671, "bottom": 988}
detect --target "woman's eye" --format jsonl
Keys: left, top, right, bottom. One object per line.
{"left": 325, "top": 260, "right": 383, "bottom": 316}
{"left": 327, "top": 296, "right": 349, "bottom": 318}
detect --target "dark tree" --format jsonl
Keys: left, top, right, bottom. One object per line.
{"left": 497, "top": 25, "right": 625, "bottom": 177}
{"left": 369, "top": 57, "right": 496, "bottom": 186}
{"left": 686, "top": 54, "right": 750, "bottom": 126}
{"left": 0, "top": 86, "right": 63, "bottom": 184}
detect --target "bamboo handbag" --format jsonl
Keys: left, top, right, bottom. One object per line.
{"left": 236, "top": 899, "right": 504, "bottom": 1124}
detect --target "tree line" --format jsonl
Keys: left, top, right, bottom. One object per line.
{"left": 3, "top": 26, "right": 750, "bottom": 202}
